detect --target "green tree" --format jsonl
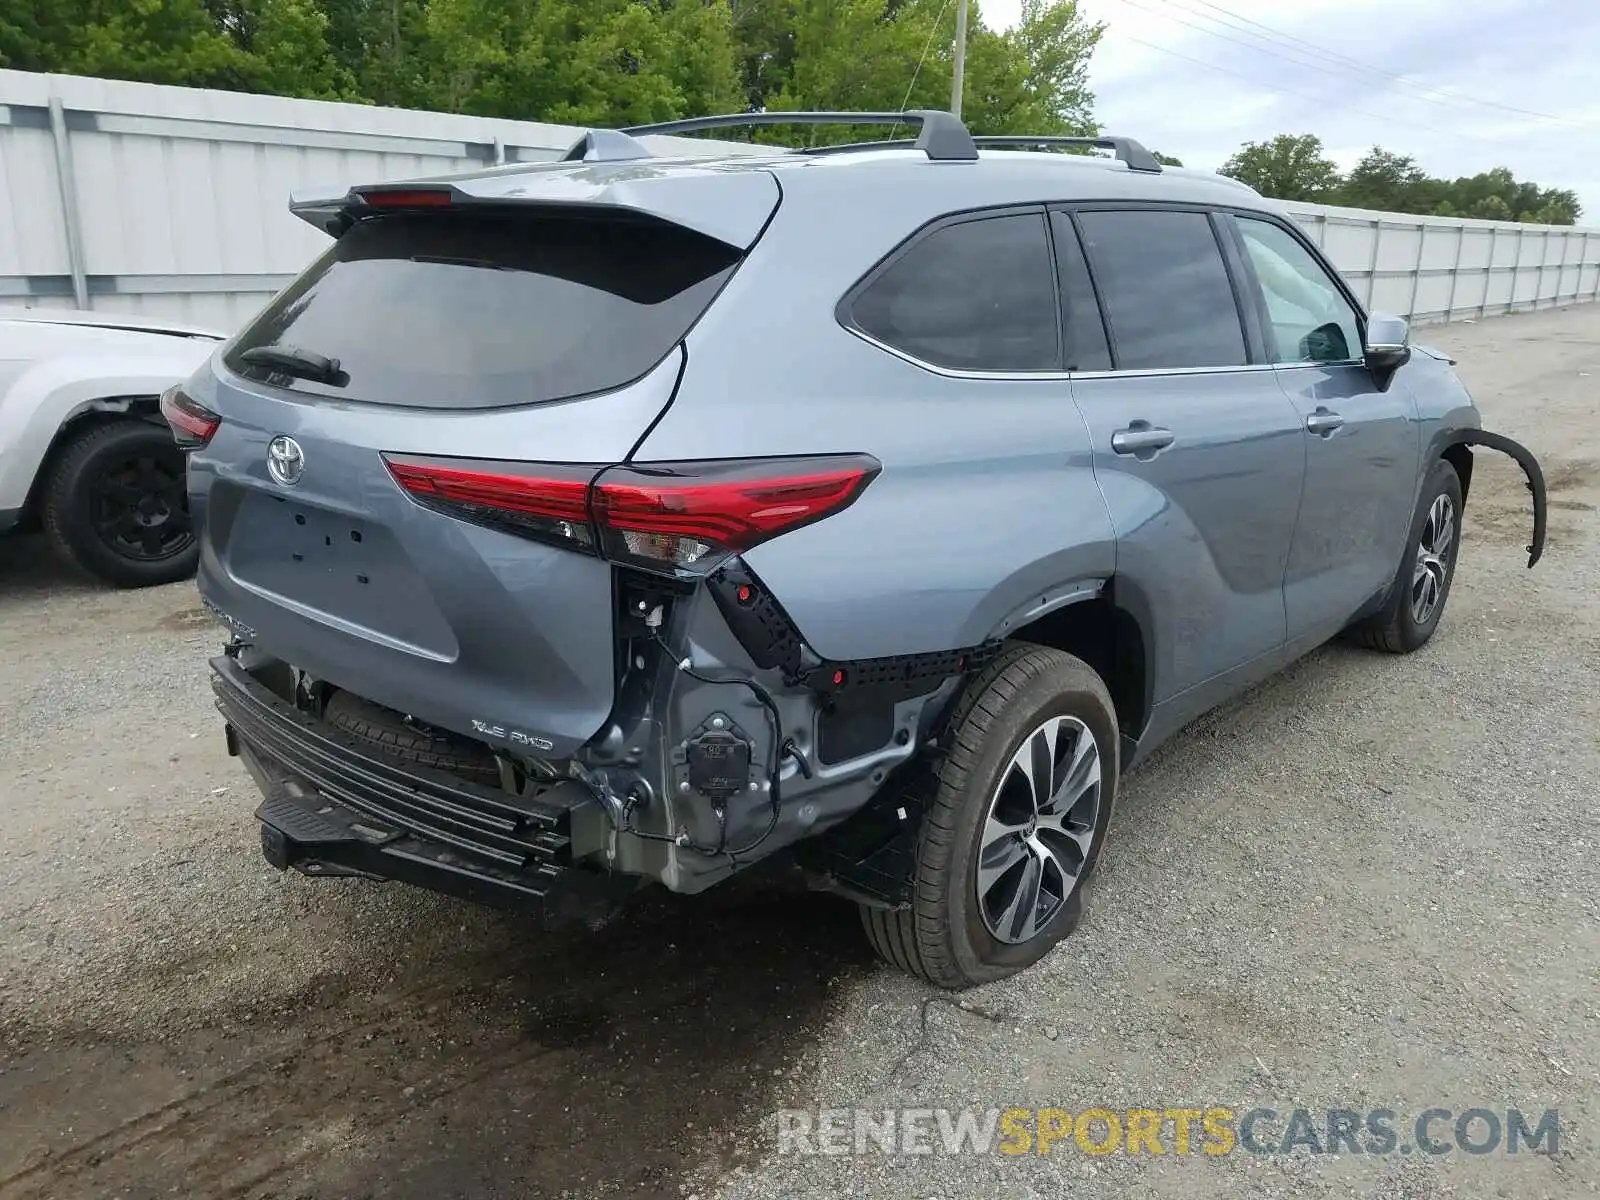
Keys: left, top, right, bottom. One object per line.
{"left": 246, "top": 0, "right": 358, "bottom": 99}
{"left": 0, "top": 0, "right": 85, "bottom": 72}
{"left": 67, "top": 0, "right": 246, "bottom": 89}
{"left": 1153, "top": 151, "right": 1182, "bottom": 167}
{"left": 1001, "top": 0, "right": 1101, "bottom": 133}
{"left": 316, "top": 0, "right": 433, "bottom": 106}
{"left": 763, "top": 0, "right": 1101, "bottom": 143}
{"left": 425, "top": 0, "right": 743, "bottom": 125}
{"left": 1467, "top": 194, "right": 1513, "bottom": 222}
{"left": 728, "top": 0, "right": 798, "bottom": 111}
{"left": 1337, "top": 146, "right": 1428, "bottom": 212}
{"left": 1219, "top": 133, "right": 1340, "bottom": 202}
{"left": 1532, "top": 192, "right": 1580, "bottom": 225}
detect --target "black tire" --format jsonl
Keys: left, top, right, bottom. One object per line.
{"left": 1347, "top": 457, "right": 1464, "bottom": 654}
{"left": 860, "top": 643, "right": 1119, "bottom": 989}
{"left": 322, "top": 690, "right": 502, "bottom": 785}
{"left": 40, "top": 418, "right": 198, "bottom": 588}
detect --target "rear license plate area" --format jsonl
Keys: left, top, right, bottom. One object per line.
{"left": 232, "top": 495, "right": 383, "bottom": 584}
{"left": 226, "top": 493, "right": 455, "bottom": 654}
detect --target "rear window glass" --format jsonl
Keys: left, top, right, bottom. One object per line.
{"left": 848, "top": 212, "right": 1060, "bottom": 372}
{"left": 226, "top": 211, "right": 741, "bottom": 409}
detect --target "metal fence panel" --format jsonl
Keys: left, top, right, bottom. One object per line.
{"left": 0, "top": 69, "right": 769, "bottom": 329}
{"left": 1286, "top": 203, "right": 1600, "bottom": 327}
{"left": 4, "top": 69, "right": 1599, "bottom": 332}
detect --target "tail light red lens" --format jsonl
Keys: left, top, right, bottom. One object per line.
{"left": 382, "top": 454, "right": 881, "bottom": 571}
{"left": 160, "top": 385, "right": 221, "bottom": 449}
{"left": 592, "top": 459, "right": 880, "bottom": 569}
{"left": 359, "top": 188, "right": 453, "bottom": 209}
{"left": 383, "top": 457, "right": 597, "bottom": 550}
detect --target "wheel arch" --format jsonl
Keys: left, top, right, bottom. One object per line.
{"left": 1440, "top": 439, "right": 1474, "bottom": 503}
{"left": 1004, "top": 581, "right": 1152, "bottom": 759}
{"left": 15, "top": 396, "right": 165, "bottom": 527}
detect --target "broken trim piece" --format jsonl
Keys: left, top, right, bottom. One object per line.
{"left": 1453, "top": 430, "right": 1547, "bottom": 568}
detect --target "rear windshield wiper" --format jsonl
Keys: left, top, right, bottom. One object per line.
{"left": 239, "top": 345, "right": 348, "bottom": 386}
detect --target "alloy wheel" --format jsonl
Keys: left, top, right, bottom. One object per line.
{"left": 975, "top": 714, "right": 1102, "bottom": 945}
{"left": 1411, "top": 493, "right": 1455, "bottom": 626}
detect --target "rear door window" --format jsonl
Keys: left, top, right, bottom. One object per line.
{"left": 847, "top": 212, "right": 1060, "bottom": 371}
{"left": 1075, "top": 209, "right": 1248, "bottom": 370}
{"left": 1049, "top": 213, "right": 1112, "bottom": 371}
{"left": 226, "top": 211, "right": 741, "bottom": 409}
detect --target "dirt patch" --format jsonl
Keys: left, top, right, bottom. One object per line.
{"left": 1545, "top": 457, "right": 1600, "bottom": 494}
{"left": 1464, "top": 453, "right": 1595, "bottom": 550}
{"left": 154, "top": 605, "right": 215, "bottom": 632}
{"left": 0, "top": 889, "right": 873, "bottom": 1200}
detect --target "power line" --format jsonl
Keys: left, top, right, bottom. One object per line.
{"left": 895, "top": 0, "right": 955, "bottom": 124}
{"left": 1164, "top": 0, "right": 1592, "bottom": 127}
{"left": 1115, "top": 33, "right": 1503, "bottom": 148}
{"left": 1120, "top": 0, "right": 1412, "bottom": 94}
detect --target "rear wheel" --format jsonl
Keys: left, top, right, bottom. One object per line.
{"left": 41, "top": 419, "right": 197, "bottom": 588}
{"left": 1348, "top": 457, "right": 1463, "bottom": 654}
{"left": 860, "top": 643, "right": 1118, "bottom": 988}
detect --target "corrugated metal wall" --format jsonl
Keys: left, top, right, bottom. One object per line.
{"left": 3, "top": 68, "right": 1598, "bottom": 333}
{"left": 0, "top": 70, "right": 767, "bottom": 330}
{"left": 1284, "top": 201, "right": 1600, "bottom": 326}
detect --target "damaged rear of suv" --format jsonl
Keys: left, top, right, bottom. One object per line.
{"left": 177, "top": 112, "right": 1547, "bottom": 988}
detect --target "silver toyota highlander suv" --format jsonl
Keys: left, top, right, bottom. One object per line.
{"left": 167, "top": 111, "right": 1547, "bottom": 988}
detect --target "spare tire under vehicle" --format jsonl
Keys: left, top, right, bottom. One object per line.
{"left": 321, "top": 690, "right": 503, "bottom": 786}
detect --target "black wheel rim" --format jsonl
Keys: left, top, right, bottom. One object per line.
{"left": 89, "top": 449, "right": 194, "bottom": 562}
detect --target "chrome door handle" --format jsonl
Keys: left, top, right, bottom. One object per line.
{"left": 1110, "top": 422, "right": 1176, "bottom": 457}
{"left": 1305, "top": 407, "right": 1345, "bottom": 436}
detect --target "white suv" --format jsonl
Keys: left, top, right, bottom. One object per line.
{"left": 0, "top": 308, "right": 221, "bottom": 585}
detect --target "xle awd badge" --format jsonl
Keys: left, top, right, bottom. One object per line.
{"left": 266, "top": 435, "right": 305, "bottom": 486}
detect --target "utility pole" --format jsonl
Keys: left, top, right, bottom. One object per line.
{"left": 950, "top": 0, "right": 970, "bottom": 118}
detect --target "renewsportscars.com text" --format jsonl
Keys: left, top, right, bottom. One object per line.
{"left": 775, "top": 1106, "right": 1561, "bottom": 1158}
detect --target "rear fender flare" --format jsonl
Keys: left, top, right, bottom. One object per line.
{"left": 1444, "top": 430, "right": 1547, "bottom": 567}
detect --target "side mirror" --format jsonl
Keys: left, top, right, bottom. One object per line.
{"left": 1364, "top": 312, "right": 1411, "bottom": 391}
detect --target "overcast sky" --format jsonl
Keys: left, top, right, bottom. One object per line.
{"left": 984, "top": 0, "right": 1600, "bottom": 221}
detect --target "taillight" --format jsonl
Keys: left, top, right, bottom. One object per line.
{"left": 592, "top": 458, "right": 880, "bottom": 570}
{"left": 160, "top": 385, "right": 220, "bottom": 449}
{"left": 382, "top": 454, "right": 881, "bottom": 572}
{"left": 383, "top": 458, "right": 598, "bottom": 550}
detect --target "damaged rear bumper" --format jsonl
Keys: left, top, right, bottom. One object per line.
{"left": 212, "top": 655, "right": 634, "bottom": 923}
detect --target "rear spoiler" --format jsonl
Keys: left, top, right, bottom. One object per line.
{"left": 288, "top": 161, "right": 780, "bottom": 251}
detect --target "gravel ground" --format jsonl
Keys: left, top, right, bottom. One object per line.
{"left": 1, "top": 306, "right": 1597, "bottom": 1200}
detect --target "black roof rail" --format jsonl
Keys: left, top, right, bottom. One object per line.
{"left": 971, "top": 135, "right": 1163, "bottom": 173}
{"left": 560, "top": 129, "right": 653, "bottom": 163}
{"left": 619, "top": 110, "right": 979, "bottom": 162}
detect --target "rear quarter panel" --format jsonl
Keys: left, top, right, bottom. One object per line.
{"left": 632, "top": 170, "right": 1117, "bottom": 661}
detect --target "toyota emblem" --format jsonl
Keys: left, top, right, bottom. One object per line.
{"left": 266, "top": 435, "right": 305, "bottom": 486}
